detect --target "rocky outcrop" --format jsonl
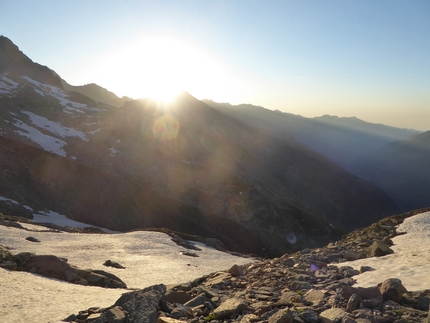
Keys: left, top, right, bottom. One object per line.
{"left": 66, "top": 209, "right": 430, "bottom": 323}
{"left": 0, "top": 246, "right": 126, "bottom": 289}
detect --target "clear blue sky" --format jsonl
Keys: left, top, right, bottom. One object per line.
{"left": 1, "top": 1, "right": 430, "bottom": 130}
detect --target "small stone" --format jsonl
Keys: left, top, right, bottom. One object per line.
{"left": 229, "top": 264, "right": 244, "bottom": 277}
{"left": 184, "top": 293, "right": 206, "bottom": 308}
{"left": 157, "top": 318, "right": 187, "bottom": 323}
{"left": 25, "top": 236, "right": 40, "bottom": 243}
{"left": 180, "top": 251, "right": 199, "bottom": 257}
{"left": 103, "top": 260, "right": 125, "bottom": 269}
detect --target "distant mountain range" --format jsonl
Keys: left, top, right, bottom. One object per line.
{"left": 201, "top": 101, "right": 429, "bottom": 212}
{"left": 1, "top": 35, "right": 424, "bottom": 256}
{"left": 202, "top": 100, "right": 419, "bottom": 172}
{"left": 352, "top": 131, "right": 430, "bottom": 211}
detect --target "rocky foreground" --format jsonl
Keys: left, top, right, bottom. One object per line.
{"left": 62, "top": 209, "right": 430, "bottom": 323}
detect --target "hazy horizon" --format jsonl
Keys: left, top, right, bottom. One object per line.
{"left": 2, "top": 1, "right": 429, "bottom": 131}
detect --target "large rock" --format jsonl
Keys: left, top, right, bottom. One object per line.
{"left": 268, "top": 308, "right": 293, "bottom": 323}
{"left": 15, "top": 253, "right": 126, "bottom": 288}
{"left": 367, "top": 240, "right": 394, "bottom": 257}
{"left": 304, "top": 289, "right": 326, "bottom": 305}
{"left": 114, "top": 284, "right": 166, "bottom": 323}
{"left": 213, "top": 297, "right": 248, "bottom": 319}
{"left": 346, "top": 293, "right": 361, "bottom": 312}
{"left": 379, "top": 278, "right": 407, "bottom": 302}
{"left": 341, "top": 285, "right": 382, "bottom": 300}
{"left": 319, "top": 308, "right": 348, "bottom": 323}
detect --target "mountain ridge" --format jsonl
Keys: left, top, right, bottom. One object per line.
{"left": 0, "top": 36, "right": 404, "bottom": 256}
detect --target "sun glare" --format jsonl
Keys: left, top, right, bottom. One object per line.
{"left": 93, "top": 36, "right": 244, "bottom": 104}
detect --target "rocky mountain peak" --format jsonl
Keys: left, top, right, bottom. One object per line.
{"left": 0, "top": 35, "right": 63, "bottom": 88}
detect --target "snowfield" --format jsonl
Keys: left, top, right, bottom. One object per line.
{"left": 0, "top": 217, "right": 254, "bottom": 323}
{"left": 1, "top": 210, "right": 430, "bottom": 322}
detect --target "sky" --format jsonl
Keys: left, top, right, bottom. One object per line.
{"left": 1, "top": 0, "right": 430, "bottom": 130}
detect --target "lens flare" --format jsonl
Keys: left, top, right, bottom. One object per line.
{"left": 152, "top": 114, "right": 180, "bottom": 141}
{"left": 286, "top": 232, "right": 297, "bottom": 244}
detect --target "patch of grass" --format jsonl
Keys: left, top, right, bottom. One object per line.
{"left": 205, "top": 313, "right": 216, "bottom": 321}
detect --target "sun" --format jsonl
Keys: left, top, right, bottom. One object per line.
{"left": 94, "top": 36, "right": 243, "bottom": 104}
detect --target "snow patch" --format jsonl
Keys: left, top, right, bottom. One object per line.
{"left": 0, "top": 74, "right": 20, "bottom": 97}
{"left": 22, "top": 75, "right": 100, "bottom": 114}
{"left": 21, "top": 111, "right": 89, "bottom": 141}
{"left": 0, "top": 196, "right": 19, "bottom": 205}
{"left": 32, "top": 210, "right": 118, "bottom": 233}
{"left": 0, "top": 196, "right": 33, "bottom": 212}
{"left": 13, "top": 119, "right": 67, "bottom": 157}
{"left": 109, "top": 147, "right": 118, "bottom": 156}
{"left": 338, "top": 211, "right": 430, "bottom": 291}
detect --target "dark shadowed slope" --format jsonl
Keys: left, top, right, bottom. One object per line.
{"left": 352, "top": 131, "right": 430, "bottom": 211}
{"left": 203, "top": 100, "right": 418, "bottom": 172}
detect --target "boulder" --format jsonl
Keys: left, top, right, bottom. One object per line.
{"left": 114, "top": 284, "right": 166, "bottom": 323}
{"left": 213, "top": 297, "right": 248, "bottom": 319}
{"left": 346, "top": 293, "right": 361, "bottom": 312}
{"left": 320, "top": 308, "right": 348, "bottom": 323}
{"left": 379, "top": 278, "right": 407, "bottom": 302}
{"left": 15, "top": 253, "right": 126, "bottom": 288}
{"left": 341, "top": 286, "right": 382, "bottom": 300}
{"left": 304, "top": 289, "right": 326, "bottom": 305}
{"left": 268, "top": 308, "right": 293, "bottom": 323}
{"left": 367, "top": 240, "right": 393, "bottom": 257}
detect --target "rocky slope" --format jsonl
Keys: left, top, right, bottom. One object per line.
{"left": 65, "top": 208, "right": 430, "bottom": 323}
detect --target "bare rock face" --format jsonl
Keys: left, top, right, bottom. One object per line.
{"left": 379, "top": 278, "right": 407, "bottom": 303}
